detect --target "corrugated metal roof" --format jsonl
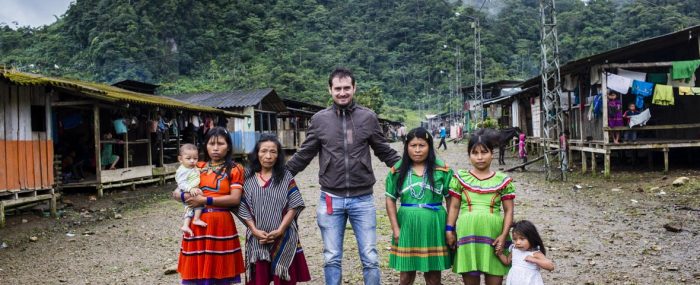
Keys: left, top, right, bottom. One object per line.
{"left": 171, "top": 88, "right": 286, "bottom": 112}
{"left": 0, "top": 70, "right": 237, "bottom": 115}
{"left": 520, "top": 25, "right": 700, "bottom": 88}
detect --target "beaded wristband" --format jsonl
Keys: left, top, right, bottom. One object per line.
{"left": 180, "top": 192, "right": 186, "bottom": 203}
{"left": 445, "top": 225, "right": 456, "bottom": 232}
{"left": 206, "top": 197, "right": 214, "bottom": 206}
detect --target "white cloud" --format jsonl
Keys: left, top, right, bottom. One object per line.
{"left": 0, "top": 0, "right": 73, "bottom": 28}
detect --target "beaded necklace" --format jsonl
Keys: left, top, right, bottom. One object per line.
{"left": 203, "top": 161, "right": 225, "bottom": 174}
{"left": 407, "top": 167, "right": 428, "bottom": 200}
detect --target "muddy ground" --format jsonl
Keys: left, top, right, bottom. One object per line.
{"left": 0, "top": 142, "right": 699, "bottom": 284}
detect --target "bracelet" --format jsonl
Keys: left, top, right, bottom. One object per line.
{"left": 206, "top": 197, "right": 214, "bottom": 206}
{"left": 445, "top": 225, "right": 456, "bottom": 232}
{"left": 180, "top": 192, "right": 186, "bottom": 203}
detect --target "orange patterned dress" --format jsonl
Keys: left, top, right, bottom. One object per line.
{"left": 178, "top": 162, "right": 246, "bottom": 284}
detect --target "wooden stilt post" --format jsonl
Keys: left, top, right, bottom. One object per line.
{"left": 94, "top": 105, "right": 102, "bottom": 197}
{"left": 124, "top": 128, "right": 129, "bottom": 168}
{"left": 0, "top": 202, "right": 5, "bottom": 228}
{"left": 159, "top": 134, "right": 164, "bottom": 167}
{"left": 591, "top": 148, "right": 597, "bottom": 176}
{"left": 601, "top": 70, "right": 610, "bottom": 145}
{"left": 604, "top": 149, "right": 611, "bottom": 178}
{"left": 147, "top": 136, "right": 152, "bottom": 166}
{"left": 50, "top": 188, "right": 57, "bottom": 218}
{"left": 581, "top": 150, "right": 588, "bottom": 173}
{"left": 663, "top": 147, "right": 669, "bottom": 173}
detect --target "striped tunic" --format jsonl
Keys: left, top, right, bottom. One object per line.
{"left": 237, "top": 169, "right": 305, "bottom": 281}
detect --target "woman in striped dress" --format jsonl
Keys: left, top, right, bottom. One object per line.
{"left": 237, "top": 134, "right": 310, "bottom": 285}
{"left": 385, "top": 127, "right": 453, "bottom": 285}
{"left": 175, "top": 127, "right": 246, "bottom": 284}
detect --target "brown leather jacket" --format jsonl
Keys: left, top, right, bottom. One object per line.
{"left": 286, "top": 101, "right": 399, "bottom": 197}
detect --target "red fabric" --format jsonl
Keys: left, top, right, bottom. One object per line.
{"left": 325, "top": 195, "right": 333, "bottom": 215}
{"left": 178, "top": 162, "right": 246, "bottom": 282}
{"left": 246, "top": 251, "right": 311, "bottom": 285}
{"left": 178, "top": 211, "right": 245, "bottom": 281}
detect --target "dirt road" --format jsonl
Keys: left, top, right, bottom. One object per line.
{"left": 0, "top": 142, "right": 698, "bottom": 284}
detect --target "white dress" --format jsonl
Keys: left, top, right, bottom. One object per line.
{"left": 505, "top": 245, "right": 545, "bottom": 285}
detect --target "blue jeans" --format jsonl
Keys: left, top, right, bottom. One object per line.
{"left": 317, "top": 193, "right": 380, "bottom": 285}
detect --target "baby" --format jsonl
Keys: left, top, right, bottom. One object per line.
{"left": 176, "top": 144, "right": 206, "bottom": 236}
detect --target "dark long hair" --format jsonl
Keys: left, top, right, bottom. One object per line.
{"left": 395, "top": 127, "right": 436, "bottom": 194}
{"left": 203, "top": 127, "right": 235, "bottom": 179}
{"left": 246, "top": 134, "right": 286, "bottom": 186}
{"left": 468, "top": 128, "right": 499, "bottom": 153}
{"left": 512, "top": 220, "right": 547, "bottom": 255}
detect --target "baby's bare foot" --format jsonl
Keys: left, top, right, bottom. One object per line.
{"left": 180, "top": 225, "right": 193, "bottom": 236}
{"left": 193, "top": 219, "right": 208, "bottom": 227}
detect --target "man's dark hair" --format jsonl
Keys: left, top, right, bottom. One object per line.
{"left": 328, "top": 67, "right": 355, "bottom": 87}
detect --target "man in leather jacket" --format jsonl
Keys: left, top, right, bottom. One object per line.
{"left": 286, "top": 68, "right": 400, "bottom": 285}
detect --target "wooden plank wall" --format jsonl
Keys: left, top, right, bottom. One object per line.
{"left": 0, "top": 81, "right": 6, "bottom": 191}
{"left": 0, "top": 82, "right": 53, "bottom": 192}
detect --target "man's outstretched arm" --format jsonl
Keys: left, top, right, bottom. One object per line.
{"left": 368, "top": 115, "right": 400, "bottom": 167}
{"left": 286, "top": 118, "right": 321, "bottom": 175}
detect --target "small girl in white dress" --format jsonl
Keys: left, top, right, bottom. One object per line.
{"left": 497, "top": 220, "right": 555, "bottom": 285}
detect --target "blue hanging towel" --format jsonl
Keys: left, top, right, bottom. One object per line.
{"left": 631, "top": 80, "right": 654, "bottom": 109}
{"left": 631, "top": 80, "right": 654, "bottom": 96}
{"left": 592, "top": 94, "right": 603, "bottom": 117}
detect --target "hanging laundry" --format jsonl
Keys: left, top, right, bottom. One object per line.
{"left": 618, "top": 69, "right": 646, "bottom": 82}
{"left": 606, "top": 72, "right": 632, "bottom": 94}
{"left": 631, "top": 80, "right": 654, "bottom": 109}
{"left": 631, "top": 80, "right": 654, "bottom": 96}
{"left": 678, "top": 86, "right": 693, "bottom": 95}
{"left": 667, "top": 74, "right": 696, "bottom": 87}
{"left": 563, "top": 74, "right": 578, "bottom": 91}
{"left": 590, "top": 65, "right": 601, "bottom": 85}
{"left": 646, "top": 73, "right": 668, "bottom": 84}
{"left": 691, "top": 87, "right": 700, "bottom": 95}
{"left": 628, "top": 109, "right": 651, "bottom": 128}
{"left": 652, "top": 84, "right": 674, "bottom": 106}
{"left": 671, "top": 59, "right": 700, "bottom": 81}
{"left": 635, "top": 96, "right": 646, "bottom": 110}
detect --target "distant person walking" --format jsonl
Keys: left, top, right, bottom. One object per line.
{"left": 518, "top": 131, "right": 527, "bottom": 171}
{"left": 398, "top": 124, "right": 407, "bottom": 142}
{"left": 437, "top": 124, "right": 448, "bottom": 150}
{"left": 286, "top": 68, "right": 400, "bottom": 285}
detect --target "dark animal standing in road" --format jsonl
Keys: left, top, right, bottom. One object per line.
{"left": 496, "top": 127, "right": 522, "bottom": 165}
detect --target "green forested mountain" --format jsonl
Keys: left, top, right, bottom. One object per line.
{"left": 1, "top": 0, "right": 698, "bottom": 121}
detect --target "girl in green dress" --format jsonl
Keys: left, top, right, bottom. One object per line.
{"left": 446, "top": 129, "right": 515, "bottom": 285}
{"left": 385, "top": 127, "right": 454, "bottom": 285}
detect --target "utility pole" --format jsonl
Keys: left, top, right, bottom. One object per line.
{"left": 472, "top": 17, "right": 483, "bottom": 129}
{"left": 454, "top": 46, "right": 461, "bottom": 126}
{"left": 539, "top": 0, "right": 565, "bottom": 181}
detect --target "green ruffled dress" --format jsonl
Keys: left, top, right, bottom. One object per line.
{"left": 448, "top": 170, "right": 515, "bottom": 276}
{"left": 385, "top": 159, "right": 453, "bottom": 272}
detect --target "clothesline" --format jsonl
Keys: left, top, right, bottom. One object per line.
{"left": 604, "top": 67, "right": 700, "bottom": 108}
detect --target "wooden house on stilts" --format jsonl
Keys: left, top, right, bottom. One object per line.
{"left": 0, "top": 70, "right": 244, "bottom": 226}
{"left": 484, "top": 25, "right": 700, "bottom": 177}
{"left": 170, "top": 88, "right": 288, "bottom": 154}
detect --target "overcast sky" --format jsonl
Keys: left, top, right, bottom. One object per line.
{"left": 0, "top": 0, "right": 73, "bottom": 27}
